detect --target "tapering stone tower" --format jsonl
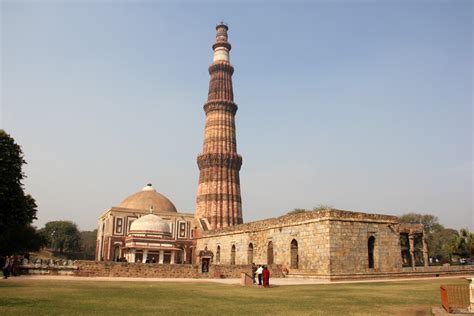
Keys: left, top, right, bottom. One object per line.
{"left": 196, "top": 23, "right": 243, "bottom": 230}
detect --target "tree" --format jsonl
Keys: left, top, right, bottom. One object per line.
{"left": 40, "top": 221, "right": 81, "bottom": 253}
{"left": 0, "top": 130, "right": 38, "bottom": 255}
{"left": 287, "top": 208, "right": 307, "bottom": 215}
{"left": 450, "top": 228, "right": 473, "bottom": 259}
{"left": 398, "top": 213, "right": 443, "bottom": 235}
{"left": 79, "top": 229, "right": 97, "bottom": 258}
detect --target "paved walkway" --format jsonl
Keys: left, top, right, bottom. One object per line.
{"left": 3, "top": 274, "right": 473, "bottom": 286}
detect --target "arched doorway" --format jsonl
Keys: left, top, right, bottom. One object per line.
{"left": 267, "top": 241, "right": 274, "bottom": 265}
{"left": 368, "top": 236, "right": 375, "bottom": 269}
{"left": 247, "top": 243, "right": 254, "bottom": 264}
{"left": 113, "top": 245, "right": 121, "bottom": 261}
{"left": 290, "top": 239, "right": 298, "bottom": 269}
{"left": 216, "top": 246, "right": 221, "bottom": 264}
{"left": 230, "top": 245, "right": 236, "bottom": 265}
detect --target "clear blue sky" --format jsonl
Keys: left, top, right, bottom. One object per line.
{"left": 1, "top": 1, "right": 472, "bottom": 231}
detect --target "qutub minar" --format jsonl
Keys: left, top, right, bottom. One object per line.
{"left": 196, "top": 23, "right": 243, "bottom": 229}
{"left": 94, "top": 23, "right": 436, "bottom": 280}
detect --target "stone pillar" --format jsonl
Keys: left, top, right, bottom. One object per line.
{"left": 469, "top": 279, "right": 474, "bottom": 312}
{"left": 159, "top": 250, "right": 164, "bottom": 264}
{"left": 171, "top": 251, "right": 175, "bottom": 264}
{"left": 183, "top": 248, "right": 187, "bottom": 263}
{"left": 422, "top": 236, "right": 429, "bottom": 267}
{"left": 408, "top": 234, "right": 415, "bottom": 268}
{"left": 131, "top": 249, "right": 136, "bottom": 263}
{"left": 142, "top": 250, "right": 148, "bottom": 263}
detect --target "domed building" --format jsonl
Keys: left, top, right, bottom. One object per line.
{"left": 96, "top": 184, "right": 196, "bottom": 263}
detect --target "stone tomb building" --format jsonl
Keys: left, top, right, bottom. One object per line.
{"left": 195, "top": 209, "right": 427, "bottom": 277}
{"left": 96, "top": 184, "right": 195, "bottom": 263}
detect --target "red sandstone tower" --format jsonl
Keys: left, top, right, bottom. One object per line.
{"left": 196, "top": 23, "right": 243, "bottom": 229}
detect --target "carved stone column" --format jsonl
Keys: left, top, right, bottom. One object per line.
{"left": 159, "top": 250, "right": 164, "bottom": 264}
{"left": 408, "top": 234, "right": 415, "bottom": 268}
{"left": 422, "top": 236, "right": 429, "bottom": 267}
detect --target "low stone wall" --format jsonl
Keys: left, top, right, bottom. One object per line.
{"left": 288, "top": 265, "right": 474, "bottom": 280}
{"left": 68, "top": 261, "right": 284, "bottom": 279}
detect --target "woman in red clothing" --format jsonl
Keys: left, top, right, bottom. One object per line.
{"left": 262, "top": 266, "right": 270, "bottom": 288}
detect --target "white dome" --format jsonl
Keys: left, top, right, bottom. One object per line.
{"left": 129, "top": 214, "right": 170, "bottom": 233}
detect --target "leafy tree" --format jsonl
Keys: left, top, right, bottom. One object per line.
{"left": 398, "top": 213, "right": 443, "bottom": 234}
{"left": 0, "top": 130, "right": 38, "bottom": 255}
{"left": 449, "top": 228, "right": 473, "bottom": 258}
{"left": 79, "top": 229, "right": 97, "bottom": 258}
{"left": 40, "top": 221, "right": 81, "bottom": 253}
{"left": 287, "top": 208, "right": 307, "bottom": 215}
{"left": 312, "top": 204, "right": 334, "bottom": 211}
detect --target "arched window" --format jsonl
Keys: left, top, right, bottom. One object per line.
{"left": 230, "top": 245, "right": 236, "bottom": 265}
{"left": 216, "top": 245, "right": 221, "bottom": 264}
{"left": 247, "top": 243, "right": 254, "bottom": 264}
{"left": 267, "top": 241, "right": 274, "bottom": 265}
{"left": 290, "top": 239, "right": 298, "bottom": 269}
{"left": 368, "top": 236, "right": 375, "bottom": 269}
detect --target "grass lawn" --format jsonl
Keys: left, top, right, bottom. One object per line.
{"left": 0, "top": 278, "right": 466, "bottom": 315}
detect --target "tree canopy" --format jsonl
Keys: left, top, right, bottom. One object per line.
{"left": 0, "top": 130, "right": 41, "bottom": 255}
{"left": 40, "top": 221, "right": 81, "bottom": 253}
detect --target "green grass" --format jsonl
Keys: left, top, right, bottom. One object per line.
{"left": 0, "top": 278, "right": 466, "bottom": 315}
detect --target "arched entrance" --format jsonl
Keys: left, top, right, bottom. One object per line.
{"left": 290, "top": 239, "right": 298, "bottom": 269}
{"left": 230, "top": 245, "right": 236, "bottom": 265}
{"left": 267, "top": 241, "right": 274, "bottom": 265}
{"left": 247, "top": 243, "right": 254, "bottom": 264}
{"left": 368, "top": 236, "right": 375, "bottom": 269}
{"left": 216, "top": 245, "right": 221, "bottom": 264}
{"left": 113, "top": 245, "right": 121, "bottom": 261}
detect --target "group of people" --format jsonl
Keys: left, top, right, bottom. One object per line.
{"left": 252, "top": 263, "right": 270, "bottom": 288}
{"left": 2, "top": 256, "right": 18, "bottom": 279}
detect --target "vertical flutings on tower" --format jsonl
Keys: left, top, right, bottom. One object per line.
{"left": 195, "top": 23, "right": 243, "bottom": 230}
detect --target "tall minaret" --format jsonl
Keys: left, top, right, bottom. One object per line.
{"left": 196, "top": 23, "right": 243, "bottom": 230}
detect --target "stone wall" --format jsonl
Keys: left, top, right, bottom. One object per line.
{"left": 328, "top": 220, "right": 402, "bottom": 274}
{"left": 72, "top": 261, "right": 284, "bottom": 278}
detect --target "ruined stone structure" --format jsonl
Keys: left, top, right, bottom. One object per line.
{"left": 195, "top": 23, "right": 243, "bottom": 230}
{"left": 195, "top": 209, "right": 428, "bottom": 277}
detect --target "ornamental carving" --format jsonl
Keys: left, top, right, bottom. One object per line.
{"left": 208, "top": 62, "right": 234, "bottom": 75}
{"left": 203, "top": 100, "right": 238, "bottom": 115}
{"left": 197, "top": 153, "right": 242, "bottom": 170}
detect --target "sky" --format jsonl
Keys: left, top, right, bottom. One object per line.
{"left": 1, "top": 0, "right": 472, "bottom": 231}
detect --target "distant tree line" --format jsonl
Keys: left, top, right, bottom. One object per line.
{"left": 398, "top": 213, "right": 473, "bottom": 263}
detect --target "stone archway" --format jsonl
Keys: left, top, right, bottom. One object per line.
{"left": 247, "top": 243, "right": 254, "bottom": 264}
{"left": 290, "top": 239, "right": 298, "bottom": 269}
{"left": 368, "top": 236, "right": 375, "bottom": 269}
{"left": 230, "top": 245, "right": 236, "bottom": 265}
{"left": 267, "top": 241, "right": 274, "bottom": 265}
{"left": 113, "top": 245, "right": 121, "bottom": 261}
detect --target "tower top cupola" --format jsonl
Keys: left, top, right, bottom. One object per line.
{"left": 213, "top": 21, "right": 231, "bottom": 62}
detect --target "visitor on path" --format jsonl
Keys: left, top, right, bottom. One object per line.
{"left": 256, "top": 265, "right": 263, "bottom": 285}
{"left": 2, "top": 256, "right": 11, "bottom": 279}
{"left": 263, "top": 266, "right": 270, "bottom": 288}
{"left": 251, "top": 263, "right": 257, "bottom": 284}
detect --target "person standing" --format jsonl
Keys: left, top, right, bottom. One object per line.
{"left": 263, "top": 266, "right": 270, "bottom": 288}
{"left": 251, "top": 263, "right": 257, "bottom": 285}
{"left": 256, "top": 265, "right": 263, "bottom": 286}
{"left": 3, "top": 256, "right": 11, "bottom": 279}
